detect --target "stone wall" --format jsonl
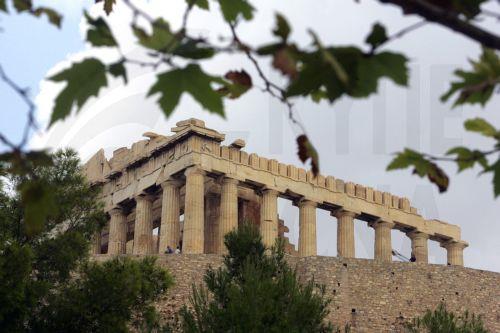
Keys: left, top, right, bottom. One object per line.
{"left": 94, "top": 254, "right": 500, "bottom": 332}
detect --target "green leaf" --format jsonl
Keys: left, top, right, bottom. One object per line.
{"left": 365, "top": 23, "right": 387, "bottom": 49}
{"left": 218, "top": 70, "right": 252, "bottom": 99}
{"left": 387, "top": 149, "right": 449, "bottom": 193}
{"left": 12, "top": 0, "right": 31, "bottom": 12}
{"left": 441, "top": 48, "right": 500, "bottom": 108}
{"left": 49, "top": 58, "right": 108, "bottom": 125}
{"left": 133, "top": 18, "right": 178, "bottom": 52}
{"left": 273, "top": 13, "right": 290, "bottom": 41}
{"left": 492, "top": 159, "right": 500, "bottom": 197}
{"left": 32, "top": 7, "right": 62, "bottom": 28}
{"left": 85, "top": 11, "right": 117, "bottom": 47}
{"left": 187, "top": 0, "right": 209, "bottom": 10}
{"left": 173, "top": 39, "right": 215, "bottom": 59}
{"left": 218, "top": 0, "right": 254, "bottom": 23}
{"left": 20, "top": 180, "right": 56, "bottom": 237}
{"left": 464, "top": 117, "right": 499, "bottom": 139}
{"left": 355, "top": 51, "right": 408, "bottom": 96}
{"left": 445, "top": 146, "right": 489, "bottom": 172}
{"left": 108, "top": 61, "right": 127, "bottom": 84}
{"left": 297, "top": 135, "right": 319, "bottom": 176}
{"left": 148, "top": 64, "right": 224, "bottom": 117}
{"left": 0, "top": 0, "right": 7, "bottom": 12}
{"left": 95, "top": 0, "right": 116, "bottom": 16}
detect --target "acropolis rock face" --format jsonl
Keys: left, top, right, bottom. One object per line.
{"left": 86, "top": 118, "right": 500, "bottom": 331}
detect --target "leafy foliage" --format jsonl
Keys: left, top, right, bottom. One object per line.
{"left": 297, "top": 134, "right": 320, "bottom": 176}
{"left": 85, "top": 11, "right": 117, "bottom": 47}
{"left": 442, "top": 48, "right": 500, "bottom": 107}
{"left": 387, "top": 149, "right": 450, "bottom": 193}
{"left": 148, "top": 64, "right": 224, "bottom": 116}
{"left": 181, "top": 224, "right": 335, "bottom": 332}
{"left": 0, "top": 150, "right": 173, "bottom": 332}
{"left": 405, "top": 303, "right": 488, "bottom": 333}
{"left": 49, "top": 58, "right": 108, "bottom": 125}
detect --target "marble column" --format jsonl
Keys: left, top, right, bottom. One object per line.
{"left": 371, "top": 220, "right": 395, "bottom": 262}
{"left": 407, "top": 231, "right": 429, "bottom": 263}
{"left": 204, "top": 194, "right": 220, "bottom": 254}
{"left": 159, "top": 179, "right": 181, "bottom": 253}
{"left": 133, "top": 194, "right": 154, "bottom": 255}
{"left": 108, "top": 207, "right": 127, "bottom": 255}
{"left": 298, "top": 200, "right": 317, "bottom": 257}
{"left": 218, "top": 177, "right": 239, "bottom": 254}
{"left": 441, "top": 240, "right": 467, "bottom": 266}
{"left": 334, "top": 210, "right": 356, "bottom": 258}
{"left": 182, "top": 167, "right": 205, "bottom": 254}
{"left": 91, "top": 231, "right": 102, "bottom": 255}
{"left": 260, "top": 189, "right": 279, "bottom": 248}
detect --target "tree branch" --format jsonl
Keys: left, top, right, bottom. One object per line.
{"left": 378, "top": 0, "right": 500, "bottom": 50}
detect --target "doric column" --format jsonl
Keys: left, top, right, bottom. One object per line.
{"left": 218, "top": 177, "right": 239, "bottom": 254}
{"left": 133, "top": 194, "right": 155, "bottom": 255}
{"left": 371, "top": 220, "right": 395, "bottom": 262}
{"left": 159, "top": 179, "right": 182, "bottom": 253}
{"left": 298, "top": 200, "right": 317, "bottom": 257}
{"left": 407, "top": 231, "right": 429, "bottom": 263}
{"left": 204, "top": 193, "right": 220, "bottom": 254}
{"left": 182, "top": 166, "right": 205, "bottom": 254}
{"left": 108, "top": 207, "right": 127, "bottom": 255}
{"left": 334, "top": 210, "right": 356, "bottom": 258}
{"left": 260, "top": 189, "right": 279, "bottom": 248}
{"left": 91, "top": 231, "right": 102, "bottom": 255}
{"left": 441, "top": 240, "right": 467, "bottom": 266}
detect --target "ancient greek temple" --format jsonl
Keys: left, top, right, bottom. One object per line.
{"left": 85, "top": 118, "right": 468, "bottom": 266}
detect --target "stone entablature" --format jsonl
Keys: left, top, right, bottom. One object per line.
{"left": 85, "top": 118, "right": 468, "bottom": 265}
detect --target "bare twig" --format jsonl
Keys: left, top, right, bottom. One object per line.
{"left": 378, "top": 0, "right": 500, "bottom": 50}
{"left": 0, "top": 64, "right": 37, "bottom": 150}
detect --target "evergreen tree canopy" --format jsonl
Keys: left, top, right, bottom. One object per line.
{"left": 0, "top": 149, "right": 173, "bottom": 332}
{"left": 181, "top": 223, "right": 334, "bottom": 333}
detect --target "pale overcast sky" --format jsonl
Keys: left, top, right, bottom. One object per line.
{"left": 12, "top": 0, "right": 499, "bottom": 272}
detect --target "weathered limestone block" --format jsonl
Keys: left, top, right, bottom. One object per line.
{"left": 159, "top": 179, "right": 182, "bottom": 253}
{"left": 407, "top": 231, "right": 429, "bottom": 263}
{"left": 260, "top": 189, "right": 279, "bottom": 248}
{"left": 298, "top": 168, "right": 306, "bottom": 182}
{"left": 326, "top": 176, "right": 335, "bottom": 191}
{"left": 133, "top": 194, "right": 155, "bottom": 255}
{"left": 335, "top": 179, "right": 345, "bottom": 192}
{"left": 269, "top": 159, "right": 279, "bottom": 174}
{"left": 182, "top": 167, "right": 205, "bottom": 254}
{"left": 345, "top": 182, "right": 355, "bottom": 196}
{"left": 371, "top": 220, "right": 395, "bottom": 262}
{"left": 306, "top": 171, "right": 316, "bottom": 184}
{"left": 400, "top": 197, "right": 411, "bottom": 212}
{"left": 334, "top": 210, "right": 356, "bottom": 258}
{"left": 298, "top": 200, "right": 317, "bottom": 257}
{"left": 287, "top": 165, "right": 298, "bottom": 180}
{"left": 249, "top": 153, "right": 259, "bottom": 168}
{"left": 366, "top": 187, "right": 374, "bottom": 202}
{"left": 108, "top": 207, "right": 127, "bottom": 255}
{"left": 218, "top": 177, "right": 239, "bottom": 254}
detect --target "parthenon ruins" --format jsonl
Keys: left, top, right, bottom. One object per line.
{"left": 85, "top": 118, "right": 468, "bottom": 266}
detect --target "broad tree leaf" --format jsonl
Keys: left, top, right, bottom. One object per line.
{"left": 441, "top": 48, "right": 500, "bottom": 107}
{"left": 464, "top": 117, "right": 500, "bottom": 139}
{"left": 273, "top": 13, "right": 290, "bottom": 41}
{"left": 85, "top": 11, "right": 117, "bottom": 47}
{"left": 108, "top": 61, "right": 127, "bottom": 84}
{"left": 446, "top": 146, "right": 488, "bottom": 172}
{"left": 366, "top": 23, "right": 387, "bottom": 49}
{"left": 0, "top": 0, "right": 7, "bottom": 12}
{"left": 218, "top": 70, "right": 252, "bottom": 99}
{"left": 33, "top": 7, "right": 62, "bottom": 28}
{"left": 218, "top": 0, "right": 254, "bottom": 23}
{"left": 12, "top": 0, "right": 31, "bottom": 12}
{"left": 49, "top": 58, "right": 108, "bottom": 125}
{"left": 273, "top": 47, "right": 298, "bottom": 79}
{"left": 173, "top": 39, "right": 215, "bottom": 59}
{"left": 20, "top": 180, "right": 56, "bottom": 237}
{"left": 133, "top": 18, "right": 178, "bottom": 52}
{"left": 148, "top": 64, "right": 224, "bottom": 117}
{"left": 387, "top": 149, "right": 449, "bottom": 193}
{"left": 355, "top": 51, "right": 408, "bottom": 96}
{"left": 187, "top": 0, "right": 209, "bottom": 10}
{"left": 297, "top": 135, "right": 319, "bottom": 176}
{"left": 491, "top": 159, "right": 500, "bottom": 197}
{"left": 95, "top": 0, "right": 116, "bottom": 16}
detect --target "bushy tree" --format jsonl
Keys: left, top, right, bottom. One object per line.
{"left": 0, "top": 149, "right": 173, "bottom": 332}
{"left": 405, "top": 303, "right": 488, "bottom": 333}
{"left": 181, "top": 223, "right": 335, "bottom": 333}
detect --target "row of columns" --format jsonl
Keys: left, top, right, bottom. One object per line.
{"left": 99, "top": 167, "right": 465, "bottom": 266}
